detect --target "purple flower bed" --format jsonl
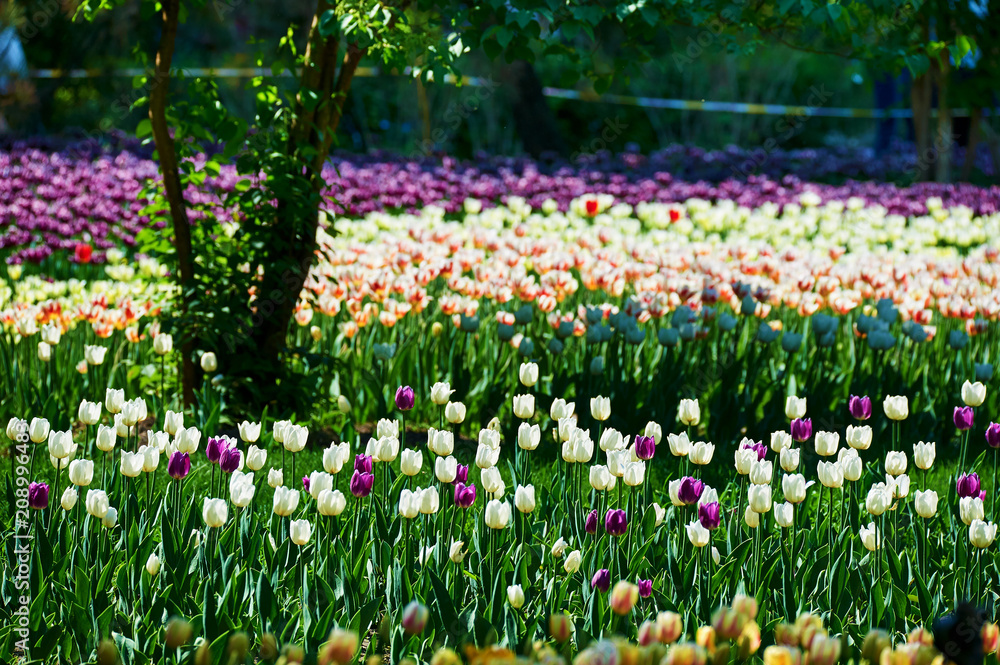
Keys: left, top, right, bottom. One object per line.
{"left": 3, "top": 136, "right": 1000, "bottom": 264}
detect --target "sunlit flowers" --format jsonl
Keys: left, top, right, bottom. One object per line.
{"left": 962, "top": 380, "right": 987, "bottom": 407}
{"left": 882, "top": 395, "right": 908, "bottom": 420}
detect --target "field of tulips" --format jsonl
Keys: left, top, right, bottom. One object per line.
{"left": 4, "top": 143, "right": 1000, "bottom": 664}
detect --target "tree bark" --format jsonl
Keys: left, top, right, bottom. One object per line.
{"left": 502, "top": 60, "right": 566, "bottom": 159}
{"left": 962, "top": 107, "right": 982, "bottom": 182}
{"left": 149, "top": 0, "right": 196, "bottom": 406}
{"left": 249, "top": 0, "right": 371, "bottom": 372}
{"left": 934, "top": 54, "right": 952, "bottom": 183}
{"left": 910, "top": 72, "right": 932, "bottom": 181}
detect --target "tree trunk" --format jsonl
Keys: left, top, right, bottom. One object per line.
{"left": 149, "top": 0, "right": 196, "bottom": 407}
{"left": 502, "top": 60, "right": 566, "bottom": 159}
{"left": 248, "top": 0, "right": 370, "bottom": 373}
{"left": 910, "top": 72, "right": 932, "bottom": 181}
{"left": 934, "top": 55, "right": 952, "bottom": 183}
{"left": 962, "top": 107, "right": 982, "bottom": 182}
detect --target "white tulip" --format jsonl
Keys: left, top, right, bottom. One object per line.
{"left": 563, "top": 549, "right": 583, "bottom": 573}
{"left": 774, "top": 502, "right": 794, "bottom": 528}
{"left": 449, "top": 540, "right": 466, "bottom": 563}
{"left": 230, "top": 472, "right": 256, "bottom": 508}
{"left": 742, "top": 507, "right": 757, "bottom": 529}
{"left": 517, "top": 422, "right": 540, "bottom": 450}
{"left": 961, "top": 496, "right": 985, "bottom": 525}
{"left": 84, "top": 345, "right": 107, "bottom": 366}
{"left": 842, "top": 455, "right": 863, "bottom": 482}
{"left": 785, "top": 396, "right": 807, "bottom": 419}
{"left": 141, "top": 446, "right": 159, "bottom": 473}
{"left": 78, "top": 400, "right": 101, "bottom": 425}
{"left": 779, "top": 447, "right": 800, "bottom": 472}
{"left": 782, "top": 474, "right": 807, "bottom": 503}
{"left": 399, "top": 489, "right": 420, "bottom": 519}
{"left": 29, "top": 417, "right": 50, "bottom": 444}
{"left": 735, "top": 448, "right": 756, "bottom": 475}
{"left": 885, "top": 451, "right": 907, "bottom": 476}
{"left": 589, "top": 465, "right": 612, "bottom": 491}
{"left": 590, "top": 396, "right": 611, "bottom": 421}
{"left": 846, "top": 425, "right": 872, "bottom": 450}
{"left": 623, "top": 461, "right": 645, "bottom": 487}
{"left": 145, "top": 552, "right": 161, "bottom": 576}
{"left": 244, "top": 445, "right": 266, "bottom": 472}
{"left": 68, "top": 459, "right": 94, "bottom": 486}
{"left": 507, "top": 584, "right": 525, "bottom": 608}
{"left": 668, "top": 479, "right": 683, "bottom": 507}
{"left": 749, "top": 459, "right": 773, "bottom": 485}
{"left": 200, "top": 352, "right": 218, "bottom": 373}
{"left": 272, "top": 486, "right": 299, "bottom": 516}
{"left": 866, "top": 484, "right": 892, "bottom": 516}
{"left": 883, "top": 395, "right": 908, "bottom": 421}
{"left": 651, "top": 502, "right": 666, "bottom": 526}
{"left": 668, "top": 432, "right": 692, "bottom": 457}
{"left": 970, "top": 520, "right": 998, "bottom": 548}
{"left": 164, "top": 410, "right": 184, "bottom": 436}
{"left": 202, "top": 498, "right": 228, "bottom": 528}
{"left": 318, "top": 489, "right": 347, "bottom": 516}
{"left": 748, "top": 484, "right": 772, "bottom": 513}
{"left": 550, "top": 398, "right": 574, "bottom": 421}
{"left": 153, "top": 333, "right": 173, "bottom": 355}
{"left": 419, "top": 486, "right": 440, "bottom": 514}
{"left": 430, "top": 382, "right": 455, "bottom": 405}
{"left": 770, "top": 431, "right": 791, "bottom": 453}
{"left": 485, "top": 499, "right": 511, "bottom": 529}
{"left": 814, "top": 431, "right": 839, "bottom": 457}
{"left": 238, "top": 421, "right": 261, "bottom": 443}
{"left": 102, "top": 507, "right": 118, "bottom": 529}
{"left": 914, "top": 490, "right": 938, "bottom": 518}
{"left": 690, "top": 441, "right": 715, "bottom": 465}
{"left": 685, "top": 519, "right": 710, "bottom": 547}
{"left": 913, "top": 441, "right": 935, "bottom": 470}
{"left": 515, "top": 485, "right": 536, "bottom": 513}
{"left": 476, "top": 444, "right": 500, "bottom": 469}
{"left": 427, "top": 428, "right": 455, "bottom": 456}
{"left": 47, "top": 430, "right": 73, "bottom": 459}
{"left": 61, "top": 486, "right": 78, "bottom": 511}
{"left": 482, "top": 467, "right": 505, "bottom": 495}
{"left": 283, "top": 425, "right": 308, "bottom": 453}
{"left": 105, "top": 388, "right": 124, "bottom": 414}
{"left": 85, "top": 489, "right": 110, "bottom": 518}
{"left": 962, "top": 380, "right": 987, "bottom": 407}
{"left": 817, "top": 461, "right": 844, "bottom": 488}
{"left": 677, "top": 399, "right": 700, "bottom": 426}
{"left": 518, "top": 362, "right": 539, "bottom": 388}
{"left": 267, "top": 468, "right": 284, "bottom": 488}
{"left": 643, "top": 421, "right": 662, "bottom": 444}
{"left": 860, "top": 523, "right": 881, "bottom": 551}
{"left": 401, "top": 449, "right": 423, "bottom": 476}
{"left": 445, "top": 401, "right": 466, "bottom": 424}
{"left": 308, "top": 472, "right": 333, "bottom": 500}
{"left": 290, "top": 519, "right": 312, "bottom": 545}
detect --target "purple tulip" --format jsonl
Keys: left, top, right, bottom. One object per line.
{"left": 848, "top": 395, "right": 872, "bottom": 420}
{"left": 979, "top": 490, "right": 987, "bottom": 501}
{"left": 790, "top": 418, "right": 812, "bottom": 442}
{"left": 302, "top": 475, "right": 311, "bottom": 491}
{"left": 605, "top": 508, "right": 628, "bottom": 536}
{"left": 395, "top": 385, "right": 415, "bottom": 411}
{"left": 219, "top": 447, "right": 241, "bottom": 473}
{"left": 167, "top": 452, "right": 191, "bottom": 479}
{"left": 638, "top": 579, "right": 653, "bottom": 598}
{"left": 350, "top": 471, "right": 375, "bottom": 497}
{"left": 455, "top": 464, "right": 469, "bottom": 485}
{"left": 698, "top": 501, "right": 722, "bottom": 530}
{"left": 454, "top": 482, "right": 477, "bottom": 508}
{"left": 957, "top": 473, "right": 982, "bottom": 498}
{"left": 591, "top": 569, "right": 611, "bottom": 592}
{"left": 634, "top": 435, "right": 655, "bottom": 461}
{"left": 28, "top": 482, "right": 49, "bottom": 510}
{"left": 987, "top": 423, "right": 1000, "bottom": 449}
{"left": 585, "top": 509, "right": 600, "bottom": 534}
{"left": 741, "top": 440, "right": 767, "bottom": 461}
{"left": 954, "top": 406, "right": 975, "bottom": 431}
{"left": 354, "top": 454, "right": 373, "bottom": 474}
{"left": 677, "top": 477, "right": 705, "bottom": 505}
{"left": 206, "top": 436, "right": 225, "bottom": 464}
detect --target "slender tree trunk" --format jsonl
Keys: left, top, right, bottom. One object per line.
{"left": 934, "top": 55, "right": 952, "bottom": 183}
{"left": 961, "top": 107, "right": 982, "bottom": 182}
{"left": 149, "top": 0, "right": 196, "bottom": 406}
{"left": 501, "top": 60, "right": 566, "bottom": 159}
{"left": 250, "top": 0, "right": 383, "bottom": 370}
{"left": 911, "top": 72, "right": 932, "bottom": 181}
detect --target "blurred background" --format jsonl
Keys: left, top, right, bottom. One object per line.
{"left": 1, "top": 0, "right": 999, "bottom": 184}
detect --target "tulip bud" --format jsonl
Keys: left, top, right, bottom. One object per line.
{"left": 861, "top": 629, "right": 890, "bottom": 663}
{"left": 259, "top": 633, "right": 278, "bottom": 661}
{"left": 401, "top": 600, "right": 429, "bottom": 634}
{"left": 165, "top": 618, "right": 193, "bottom": 649}
{"left": 610, "top": 581, "right": 639, "bottom": 615}
{"left": 96, "top": 639, "right": 119, "bottom": 665}
{"left": 319, "top": 628, "right": 358, "bottom": 665}
{"left": 146, "top": 552, "right": 161, "bottom": 576}
{"left": 550, "top": 613, "right": 573, "bottom": 642}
